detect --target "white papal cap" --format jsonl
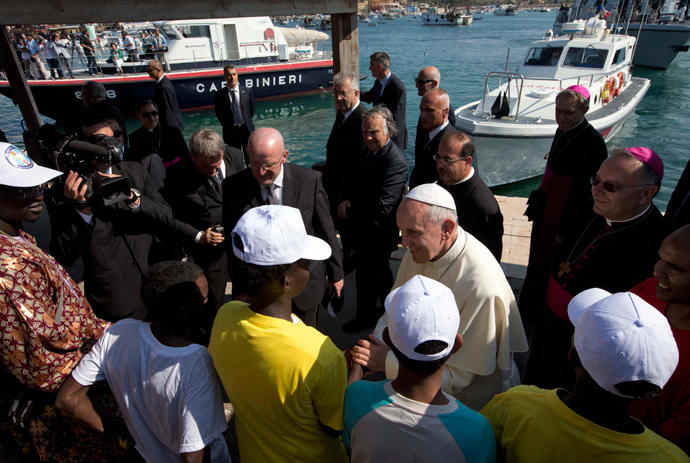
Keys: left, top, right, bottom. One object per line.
{"left": 568, "top": 288, "right": 679, "bottom": 398}
{"left": 405, "top": 183, "right": 456, "bottom": 211}
{"left": 0, "top": 143, "right": 61, "bottom": 188}
{"left": 384, "top": 275, "right": 460, "bottom": 361}
{"left": 232, "top": 205, "right": 331, "bottom": 265}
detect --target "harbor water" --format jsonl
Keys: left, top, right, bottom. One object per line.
{"left": 1, "top": 12, "right": 688, "bottom": 208}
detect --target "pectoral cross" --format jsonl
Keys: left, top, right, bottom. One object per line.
{"left": 558, "top": 261, "right": 571, "bottom": 278}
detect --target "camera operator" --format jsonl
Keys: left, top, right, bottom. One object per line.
{"left": 55, "top": 32, "right": 75, "bottom": 78}
{"left": 163, "top": 128, "right": 243, "bottom": 340}
{"left": 44, "top": 33, "right": 65, "bottom": 79}
{"left": 45, "top": 112, "right": 172, "bottom": 322}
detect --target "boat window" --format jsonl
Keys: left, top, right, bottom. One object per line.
{"left": 563, "top": 47, "right": 609, "bottom": 68}
{"left": 159, "top": 25, "right": 178, "bottom": 40}
{"left": 174, "top": 25, "right": 211, "bottom": 39}
{"left": 612, "top": 48, "right": 626, "bottom": 65}
{"left": 524, "top": 47, "right": 563, "bottom": 66}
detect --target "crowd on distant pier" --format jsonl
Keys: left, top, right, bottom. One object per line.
{"left": 0, "top": 45, "right": 690, "bottom": 463}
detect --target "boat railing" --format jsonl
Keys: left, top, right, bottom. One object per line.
{"left": 480, "top": 70, "right": 611, "bottom": 120}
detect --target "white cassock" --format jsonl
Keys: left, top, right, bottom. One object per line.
{"left": 372, "top": 228, "right": 529, "bottom": 411}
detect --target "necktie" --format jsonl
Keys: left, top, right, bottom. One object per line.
{"left": 231, "top": 89, "right": 243, "bottom": 126}
{"left": 212, "top": 170, "right": 223, "bottom": 196}
{"left": 374, "top": 83, "right": 383, "bottom": 105}
{"left": 333, "top": 112, "right": 344, "bottom": 132}
{"left": 265, "top": 183, "right": 280, "bottom": 205}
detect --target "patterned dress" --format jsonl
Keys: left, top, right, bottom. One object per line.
{"left": 0, "top": 230, "right": 136, "bottom": 462}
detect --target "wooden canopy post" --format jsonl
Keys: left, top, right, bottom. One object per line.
{"left": 331, "top": 13, "right": 359, "bottom": 77}
{"left": 0, "top": 27, "right": 43, "bottom": 131}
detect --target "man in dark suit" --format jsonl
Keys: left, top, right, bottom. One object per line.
{"left": 81, "top": 81, "right": 128, "bottom": 145}
{"left": 360, "top": 51, "right": 407, "bottom": 151}
{"left": 214, "top": 64, "right": 255, "bottom": 165}
{"left": 324, "top": 71, "right": 366, "bottom": 271}
{"left": 409, "top": 88, "right": 454, "bottom": 189}
{"left": 148, "top": 59, "right": 185, "bottom": 133}
{"left": 45, "top": 113, "right": 172, "bottom": 322}
{"left": 414, "top": 66, "right": 456, "bottom": 157}
{"left": 223, "top": 127, "right": 344, "bottom": 326}
{"left": 129, "top": 100, "right": 189, "bottom": 169}
{"left": 164, "top": 128, "right": 244, "bottom": 338}
{"left": 338, "top": 106, "right": 409, "bottom": 332}
{"left": 437, "top": 131, "right": 504, "bottom": 261}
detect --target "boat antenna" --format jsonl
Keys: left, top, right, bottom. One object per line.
{"left": 630, "top": 0, "right": 650, "bottom": 61}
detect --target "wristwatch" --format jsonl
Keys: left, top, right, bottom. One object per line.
{"left": 125, "top": 188, "right": 141, "bottom": 204}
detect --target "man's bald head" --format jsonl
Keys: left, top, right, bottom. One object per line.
{"left": 147, "top": 60, "right": 164, "bottom": 80}
{"left": 416, "top": 66, "right": 441, "bottom": 96}
{"left": 654, "top": 225, "right": 690, "bottom": 306}
{"left": 247, "top": 127, "right": 288, "bottom": 186}
{"left": 420, "top": 88, "right": 450, "bottom": 131}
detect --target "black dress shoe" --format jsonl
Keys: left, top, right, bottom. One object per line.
{"left": 342, "top": 317, "right": 377, "bottom": 333}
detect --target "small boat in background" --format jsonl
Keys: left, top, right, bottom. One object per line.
{"left": 454, "top": 17, "right": 650, "bottom": 186}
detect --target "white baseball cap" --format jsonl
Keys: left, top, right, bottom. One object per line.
{"left": 384, "top": 275, "right": 460, "bottom": 361}
{"left": 568, "top": 288, "right": 679, "bottom": 398}
{"left": 405, "top": 183, "right": 457, "bottom": 211}
{"left": 231, "top": 205, "right": 331, "bottom": 265}
{"left": 0, "top": 143, "right": 61, "bottom": 187}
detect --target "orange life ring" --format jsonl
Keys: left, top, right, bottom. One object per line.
{"left": 613, "top": 72, "right": 624, "bottom": 97}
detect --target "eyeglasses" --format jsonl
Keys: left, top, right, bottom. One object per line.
{"left": 248, "top": 160, "right": 281, "bottom": 170}
{"left": 415, "top": 79, "right": 435, "bottom": 86}
{"left": 0, "top": 184, "right": 46, "bottom": 199}
{"left": 112, "top": 129, "right": 123, "bottom": 138}
{"left": 433, "top": 154, "right": 466, "bottom": 165}
{"left": 141, "top": 111, "right": 158, "bottom": 118}
{"left": 590, "top": 177, "right": 656, "bottom": 193}
{"left": 333, "top": 90, "right": 355, "bottom": 97}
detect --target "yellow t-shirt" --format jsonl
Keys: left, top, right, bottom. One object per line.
{"left": 480, "top": 385, "right": 690, "bottom": 463}
{"left": 208, "top": 301, "right": 348, "bottom": 463}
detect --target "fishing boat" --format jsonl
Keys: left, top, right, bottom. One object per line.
{"left": 494, "top": 7, "right": 517, "bottom": 16}
{"left": 421, "top": 7, "right": 473, "bottom": 25}
{"left": 553, "top": 0, "right": 690, "bottom": 69}
{"left": 0, "top": 17, "right": 333, "bottom": 120}
{"left": 453, "top": 17, "right": 650, "bottom": 186}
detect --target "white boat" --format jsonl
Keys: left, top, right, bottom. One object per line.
{"left": 494, "top": 7, "right": 517, "bottom": 16}
{"left": 553, "top": 0, "right": 690, "bottom": 69}
{"left": 453, "top": 18, "right": 650, "bottom": 186}
{"left": 421, "top": 7, "right": 473, "bottom": 25}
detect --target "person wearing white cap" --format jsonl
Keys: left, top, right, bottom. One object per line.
{"left": 343, "top": 275, "right": 497, "bottom": 463}
{"left": 0, "top": 143, "right": 122, "bottom": 461}
{"left": 480, "top": 288, "right": 688, "bottom": 462}
{"left": 352, "top": 183, "right": 528, "bottom": 411}
{"left": 208, "top": 205, "right": 348, "bottom": 463}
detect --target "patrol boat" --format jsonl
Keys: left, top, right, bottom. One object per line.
{"left": 0, "top": 17, "right": 332, "bottom": 120}
{"left": 453, "top": 18, "right": 650, "bottom": 186}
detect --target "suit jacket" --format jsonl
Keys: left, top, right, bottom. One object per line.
{"left": 153, "top": 76, "right": 185, "bottom": 132}
{"left": 90, "top": 99, "right": 128, "bottom": 145}
{"left": 361, "top": 73, "right": 408, "bottom": 151}
{"left": 45, "top": 161, "right": 172, "bottom": 322}
{"left": 123, "top": 145, "right": 166, "bottom": 191}
{"left": 129, "top": 124, "right": 189, "bottom": 166}
{"left": 415, "top": 101, "right": 456, "bottom": 157}
{"left": 323, "top": 102, "right": 366, "bottom": 218}
{"left": 442, "top": 175, "right": 504, "bottom": 261}
{"left": 214, "top": 85, "right": 256, "bottom": 142}
{"left": 343, "top": 141, "right": 409, "bottom": 251}
{"left": 665, "top": 156, "right": 690, "bottom": 227}
{"left": 223, "top": 164, "right": 344, "bottom": 310}
{"left": 409, "top": 122, "right": 454, "bottom": 189}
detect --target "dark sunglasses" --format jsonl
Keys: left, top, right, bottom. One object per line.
{"left": 0, "top": 184, "right": 46, "bottom": 199}
{"left": 590, "top": 177, "right": 655, "bottom": 193}
{"left": 415, "top": 78, "right": 434, "bottom": 86}
{"left": 142, "top": 111, "right": 158, "bottom": 118}
{"left": 112, "top": 129, "right": 123, "bottom": 138}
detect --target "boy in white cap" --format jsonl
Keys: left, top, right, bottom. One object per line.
{"left": 344, "top": 275, "right": 497, "bottom": 463}
{"left": 480, "top": 288, "right": 689, "bottom": 462}
{"left": 208, "top": 205, "right": 348, "bottom": 463}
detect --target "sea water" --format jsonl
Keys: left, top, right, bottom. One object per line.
{"left": 1, "top": 12, "right": 688, "bottom": 207}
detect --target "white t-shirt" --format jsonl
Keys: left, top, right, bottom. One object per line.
{"left": 72, "top": 319, "right": 230, "bottom": 463}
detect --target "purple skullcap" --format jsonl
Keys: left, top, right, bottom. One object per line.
{"left": 626, "top": 147, "right": 664, "bottom": 179}
{"left": 565, "top": 85, "right": 590, "bottom": 100}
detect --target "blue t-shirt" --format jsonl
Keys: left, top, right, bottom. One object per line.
{"left": 344, "top": 380, "right": 497, "bottom": 463}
